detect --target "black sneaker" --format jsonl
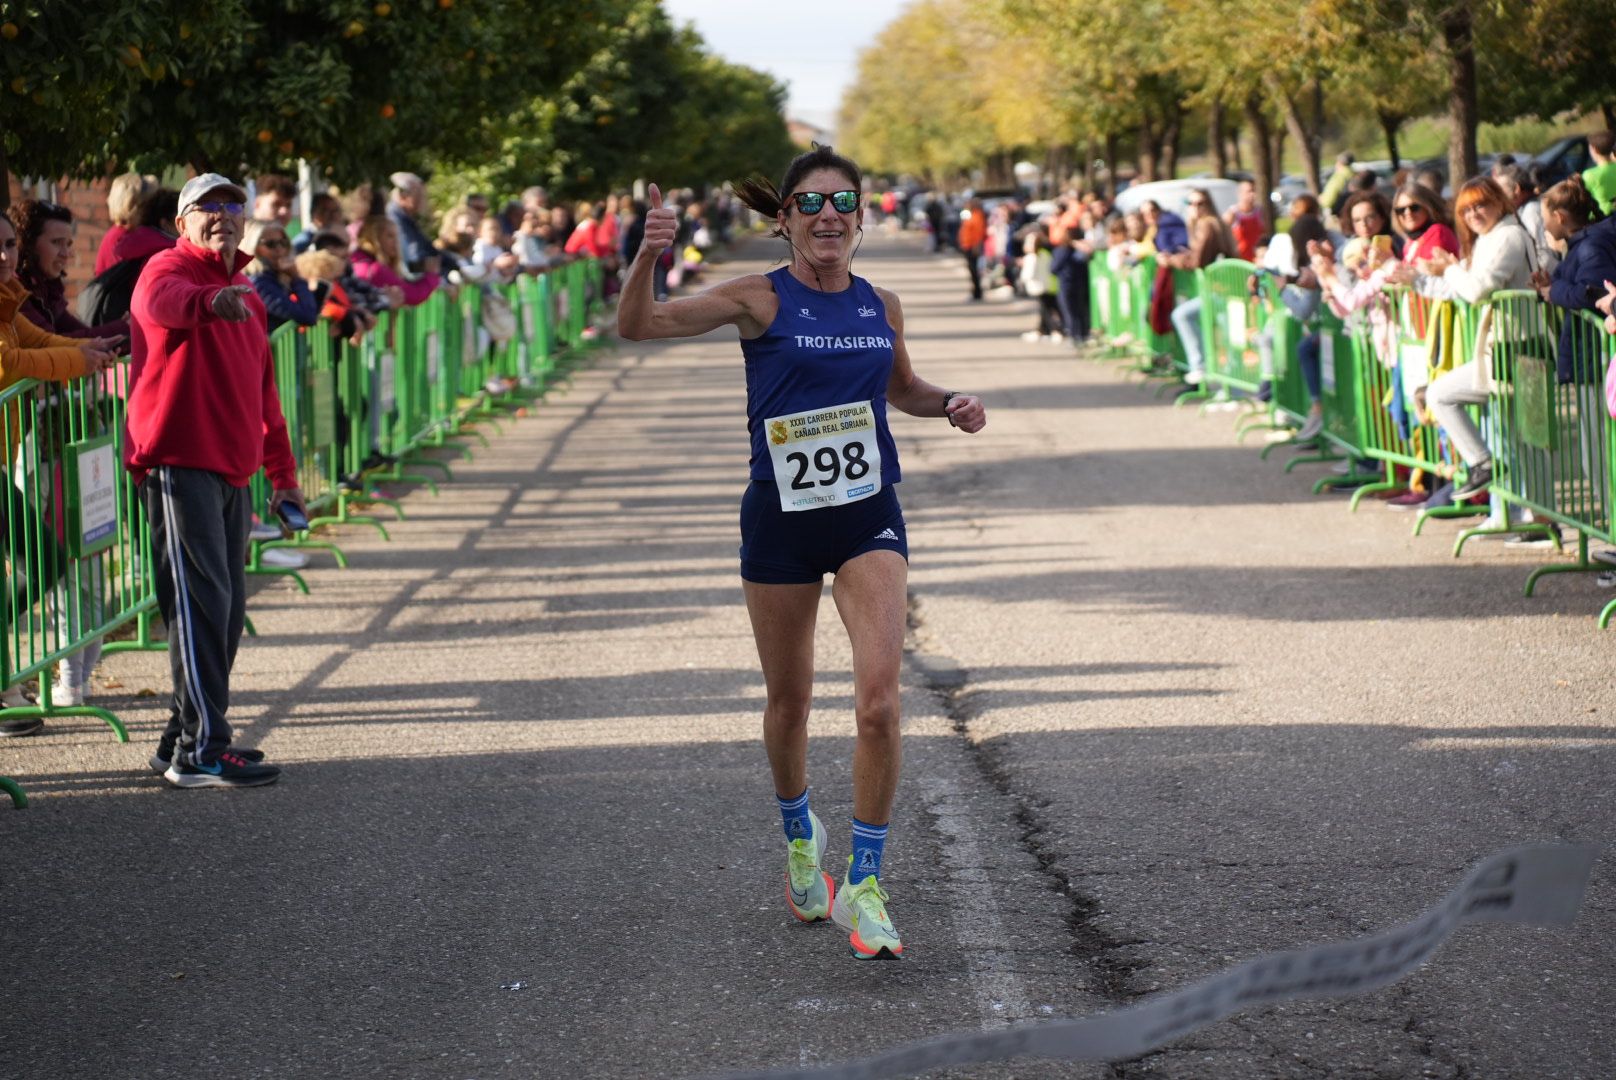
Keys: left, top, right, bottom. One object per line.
{"left": 163, "top": 750, "right": 280, "bottom": 788}
{"left": 1451, "top": 463, "right": 1493, "bottom": 501}
{"left": 150, "top": 745, "right": 266, "bottom": 776}
{"left": 0, "top": 716, "right": 44, "bottom": 738}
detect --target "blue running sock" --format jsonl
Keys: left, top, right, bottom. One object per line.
{"left": 849, "top": 818, "right": 888, "bottom": 884}
{"left": 778, "top": 788, "right": 812, "bottom": 842}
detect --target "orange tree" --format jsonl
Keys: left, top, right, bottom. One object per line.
{"left": 0, "top": 0, "right": 242, "bottom": 207}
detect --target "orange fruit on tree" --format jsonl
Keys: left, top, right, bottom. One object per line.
{"left": 1, "top": 22, "right": 19, "bottom": 39}
{"left": 278, "top": 140, "right": 295, "bottom": 154}
{"left": 374, "top": 2, "right": 391, "bottom": 14}
{"left": 257, "top": 129, "right": 274, "bottom": 143}
{"left": 380, "top": 103, "right": 396, "bottom": 119}
{"left": 343, "top": 20, "right": 365, "bottom": 37}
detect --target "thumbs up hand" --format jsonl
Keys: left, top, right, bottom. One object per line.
{"left": 642, "top": 183, "right": 679, "bottom": 255}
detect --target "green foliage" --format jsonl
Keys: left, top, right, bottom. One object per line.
{"left": 0, "top": 0, "right": 247, "bottom": 179}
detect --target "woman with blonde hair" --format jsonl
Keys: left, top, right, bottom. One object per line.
{"left": 351, "top": 215, "right": 439, "bottom": 307}
{"left": 95, "top": 172, "right": 157, "bottom": 276}
{"left": 243, "top": 218, "right": 325, "bottom": 332}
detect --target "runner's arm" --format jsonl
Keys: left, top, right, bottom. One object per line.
{"left": 617, "top": 269, "right": 768, "bottom": 341}
{"left": 878, "top": 288, "right": 986, "bottom": 433}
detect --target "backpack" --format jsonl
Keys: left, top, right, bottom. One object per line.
{"left": 76, "top": 256, "right": 149, "bottom": 327}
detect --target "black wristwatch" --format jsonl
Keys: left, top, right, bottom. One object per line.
{"left": 943, "top": 391, "right": 959, "bottom": 426}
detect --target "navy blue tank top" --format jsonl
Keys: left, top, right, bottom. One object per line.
{"left": 741, "top": 267, "right": 901, "bottom": 487}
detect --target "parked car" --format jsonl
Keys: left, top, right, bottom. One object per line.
{"left": 1270, "top": 173, "right": 1311, "bottom": 210}
{"left": 1114, "top": 178, "right": 1241, "bottom": 218}
{"left": 1532, "top": 136, "right": 1592, "bottom": 189}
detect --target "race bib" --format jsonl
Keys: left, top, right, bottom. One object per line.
{"left": 765, "top": 400, "right": 881, "bottom": 512}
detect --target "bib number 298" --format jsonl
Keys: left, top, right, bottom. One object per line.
{"left": 787, "top": 441, "right": 870, "bottom": 490}
{"left": 765, "top": 399, "right": 882, "bottom": 511}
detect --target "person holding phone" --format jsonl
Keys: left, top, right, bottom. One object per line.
{"left": 126, "top": 173, "right": 306, "bottom": 788}
{"left": 618, "top": 145, "right": 985, "bottom": 960}
{"left": 5, "top": 199, "right": 132, "bottom": 709}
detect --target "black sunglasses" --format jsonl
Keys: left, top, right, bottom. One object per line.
{"left": 789, "top": 190, "right": 859, "bottom": 215}
{"left": 1394, "top": 204, "right": 1426, "bottom": 216}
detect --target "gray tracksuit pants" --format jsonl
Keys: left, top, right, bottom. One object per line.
{"left": 141, "top": 467, "right": 250, "bottom": 764}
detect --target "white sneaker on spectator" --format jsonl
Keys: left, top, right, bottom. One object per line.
{"left": 1329, "top": 459, "right": 1353, "bottom": 475}
{"left": 259, "top": 548, "right": 309, "bottom": 570}
{"left": 50, "top": 681, "right": 84, "bottom": 707}
{"left": 1185, "top": 369, "right": 1205, "bottom": 386}
{"left": 1594, "top": 549, "right": 1616, "bottom": 567}
{"left": 1295, "top": 413, "right": 1325, "bottom": 441}
{"left": 1019, "top": 330, "right": 1041, "bottom": 342}
{"left": 1047, "top": 331, "right": 1065, "bottom": 343}
{"left": 249, "top": 520, "right": 282, "bottom": 542}
{"left": 1597, "top": 571, "right": 1616, "bottom": 589}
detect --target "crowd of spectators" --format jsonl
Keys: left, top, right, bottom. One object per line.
{"left": 0, "top": 165, "right": 741, "bottom": 734}
{"left": 997, "top": 130, "right": 1616, "bottom": 585}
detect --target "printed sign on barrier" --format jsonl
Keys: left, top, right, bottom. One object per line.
{"left": 426, "top": 329, "right": 441, "bottom": 384}
{"left": 377, "top": 350, "right": 397, "bottom": 416}
{"left": 63, "top": 435, "right": 118, "bottom": 559}
{"left": 1515, "top": 355, "right": 1554, "bottom": 451}
{"left": 463, "top": 306, "right": 478, "bottom": 364}
{"left": 1321, "top": 333, "right": 1337, "bottom": 394}
{"left": 522, "top": 299, "right": 536, "bottom": 343}
{"left": 1227, "top": 300, "right": 1247, "bottom": 348}
{"left": 310, "top": 369, "right": 336, "bottom": 448}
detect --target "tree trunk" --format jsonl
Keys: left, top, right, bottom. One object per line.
{"left": 1442, "top": 3, "right": 1479, "bottom": 187}
{"left": 1138, "top": 112, "right": 1160, "bottom": 184}
{"left": 1228, "top": 117, "right": 1244, "bottom": 172}
{"left": 1104, "top": 131, "right": 1121, "bottom": 198}
{"left": 1245, "top": 93, "right": 1276, "bottom": 230}
{"left": 1378, "top": 111, "right": 1404, "bottom": 171}
{"left": 1209, "top": 101, "right": 1227, "bottom": 179}
{"left": 1603, "top": 101, "right": 1615, "bottom": 130}
{"left": 1269, "top": 77, "right": 1322, "bottom": 193}
{"left": 1161, "top": 105, "right": 1183, "bottom": 180}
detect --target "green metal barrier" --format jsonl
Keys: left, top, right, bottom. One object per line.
{"left": 1112, "top": 257, "right": 1172, "bottom": 381}
{"left": 1282, "top": 308, "right": 1379, "bottom": 490}
{"left": 1482, "top": 298, "right": 1616, "bottom": 622}
{"left": 0, "top": 364, "right": 147, "bottom": 765}
{"left": 2, "top": 258, "right": 609, "bottom": 805}
{"left": 1198, "top": 261, "right": 1268, "bottom": 417}
{"left": 1248, "top": 285, "right": 1312, "bottom": 450}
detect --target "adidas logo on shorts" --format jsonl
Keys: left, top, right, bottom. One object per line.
{"left": 873, "top": 528, "right": 900, "bottom": 542}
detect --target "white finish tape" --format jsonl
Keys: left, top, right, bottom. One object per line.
{"left": 707, "top": 844, "right": 1599, "bottom": 1080}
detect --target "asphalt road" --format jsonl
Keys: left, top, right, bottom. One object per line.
{"left": 1, "top": 231, "right": 1610, "bottom": 1079}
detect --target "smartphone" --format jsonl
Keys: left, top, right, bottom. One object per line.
{"left": 1370, "top": 235, "right": 1393, "bottom": 257}
{"left": 276, "top": 501, "right": 310, "bottom": 532}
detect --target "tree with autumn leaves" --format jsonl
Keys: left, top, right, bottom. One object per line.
{"left": 0, "top": 0, "right": 794, "bottom": 207}
{"left": 838, "top": 0, "right": 1616, "bottom": 200}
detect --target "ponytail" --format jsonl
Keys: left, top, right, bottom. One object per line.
{"left": 1542, "top": 174, "right": 1604, "bottom": 227}
{"left": 735, "top": 175, "right": 785, "bottom": 222}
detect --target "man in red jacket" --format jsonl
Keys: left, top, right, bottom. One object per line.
{"left": 127, "top": 173, "right": 306, "bottom": 789}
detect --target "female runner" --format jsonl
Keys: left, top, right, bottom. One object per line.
{"left": 618, "top": 146, "right": 986, "bottom": 959}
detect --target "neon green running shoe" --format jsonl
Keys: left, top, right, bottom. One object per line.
{"left": 831, "top": 858, "right": 903, "bottom": 959}
{"left": 786, "top": 810, "right": 834, "bottom": 922}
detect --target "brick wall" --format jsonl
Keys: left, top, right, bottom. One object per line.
{"left": 7, "top": 175, "right": 115, "bottom": 303}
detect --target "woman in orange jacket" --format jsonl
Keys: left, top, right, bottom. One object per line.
{"left": 0, "top": 214, "right": 117, "bottom": 729}
{"left": 957, "top": 197, "right": 987, "bottom": 301}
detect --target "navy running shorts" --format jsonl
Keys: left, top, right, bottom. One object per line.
{"left": 739, "top": 481, "right": 908, "bottom": 584}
